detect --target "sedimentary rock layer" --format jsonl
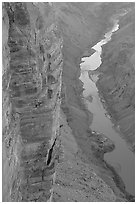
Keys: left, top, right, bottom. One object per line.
{"left": 2, "top": 2, "right": 135, "bottom": 202}
{"left": 2, "top": 3, "right": 63, "bottom": 201}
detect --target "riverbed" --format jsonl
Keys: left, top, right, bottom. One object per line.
{"left": 79, "top": 20, "right": 135, "bottom": 196}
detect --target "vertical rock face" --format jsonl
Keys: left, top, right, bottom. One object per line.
{"left": 2, "top": 2, "right": 63, "bottom": 201}
{"left": 3, "top": 2, "right": 135, "bottom": 202}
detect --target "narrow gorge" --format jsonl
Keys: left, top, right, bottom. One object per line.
{"left": 2, "top": 2, "right": 135, "bottom": 202}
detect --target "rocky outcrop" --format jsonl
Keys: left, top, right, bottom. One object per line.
{"left": 2, "top": 3, "right": 63, "bottom": 201}
{"left": 96, "top": 5, "right": 135, "bottom": 151}
{"left": 86, "top": 130, "right": 115, "bottom": 160}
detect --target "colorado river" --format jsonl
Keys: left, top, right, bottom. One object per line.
{"left": 79, "top": 20, "right": 135, "bottom": 195}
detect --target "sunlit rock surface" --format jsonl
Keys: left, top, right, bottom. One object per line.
{"left": 2, "top": 2, "right": 63, "bottom": 201}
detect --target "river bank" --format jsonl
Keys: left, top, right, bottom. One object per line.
{"left": 96, "top": 81, "right": 135, "bottom": 153}
{"left": 61, "top": 50, "right": 134, "bottom": 201}
{"left": 88, "top": 70, "right": 135, "bottom": 153}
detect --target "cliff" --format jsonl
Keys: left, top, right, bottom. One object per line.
{"left": 96, "top": 5, "right": 135, "bottom": 151}
{"left": 2, "top": 2, "right": 134, "bottom": 202}
{"left": 2, "top": 3, "right": 63, "bottom": 201}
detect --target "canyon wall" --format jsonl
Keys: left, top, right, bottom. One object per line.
{"left": 2, "top": 3, "right": 63, "bottom": 201}
{"left": 96, "top": 5, "right": 135, "bottom": 151}
{"left": 2, "top": 2, "right": 134, "bottom": 202}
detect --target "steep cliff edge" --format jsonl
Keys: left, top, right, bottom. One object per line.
{"left": 3, "top": 2, "right": 134, "bottom": 202}
{"left": 2, "top": 3, "right": 63, "bottom": 201}
{"left": 96, "top": 6, "right": 135, "bottom": 151}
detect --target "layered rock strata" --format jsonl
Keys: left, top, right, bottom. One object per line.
{"left": 3, "top": 2, "right": 135, "bottom": 202}
{"left": 2, "top": 3, "right": 63, "bottom": 201}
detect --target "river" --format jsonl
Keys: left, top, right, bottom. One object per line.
{"left": 79, "top": 20, "right": 135, "bottom": 196}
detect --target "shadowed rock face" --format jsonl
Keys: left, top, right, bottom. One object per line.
{"left": 96, "top": 6, "right": 135, "bottom": 151}
{"left": 2, "top": 2, "right": 63, "bottom": 201}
